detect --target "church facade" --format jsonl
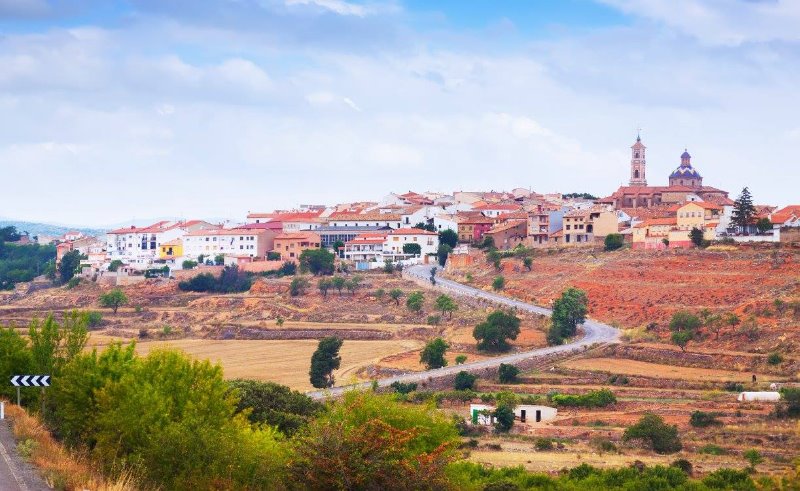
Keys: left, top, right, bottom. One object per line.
{"left": 598, "top": 135, "right": 730, "bottom": 210}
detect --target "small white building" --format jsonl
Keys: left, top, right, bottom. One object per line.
{"left": 737, "top": 392, "right": 781, "bottom": 402}
{"left": 469, "top": 404, "right": 558, "bottom": 425}
{"left": 384, "top": 228, "right": 439, "bottom": 257}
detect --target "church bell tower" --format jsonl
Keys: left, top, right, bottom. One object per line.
{"left": 629, "top": 132, "right": 647, "bottom": 186}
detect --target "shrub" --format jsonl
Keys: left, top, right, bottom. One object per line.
{"left": 427, "top": 314, "right": 441, "bottom": 326}
{"left": 454, "top": 371, "right": 477, "bottom": 391}
{"left": 604, "top": 234, "right": 624, "bottom": 251}
{"left": 551, "top": 389, "right": 616, "bottom": 408}
{"left": 723, "top": 381, "right": 744, "bottom": 392}
{"left": 390, "top": 381, "right": 418, "bottom": 394}
{"left": 420, "top": 338, "right": 449, "bottom": 369}
{"left": 590, "top": 437, "right": 617, "bottom": 453}
{"left": 289, "top": 277, "right": 310, "bottom": 296}
{"left": 767, "top": 352, "right": 783, "bottom": 365}
{"left": 227, "top": 379, "right": 322, "bottom": 436}
{"left": 689, "top": 411, "right": 722, "bottom": 428}
{"left": 623, "top": 413, "right": 682, "bottom": 454}
{"left": 698, "top": 444, "right": 727, "bottom": 455}
{"left": 66, "top": 277, "right": 81, "bottom": 289}
{"left": 98, "top": 288, "right": 128, "bottom": 314}
{"left": 493, "top": 405, "right": 515, "bottom": 433}
{"left": 498, "top": 364, "right": 519, "bottom": 384}
{"left": 455, "top": 355, "right": 467, "bottom": 365}
{"left": 774, "top": 388, "right": 800, "bottom": 418}
{"left": 83, "top": 311, "right": 103, "bottom": 328}
{"left": 279, "top": 261, "right": 297, "bottom": 276}
{"left": 473, "top": 310, "right": 521, "bottom": 352}
{"left": 702, "top": 468, "right": 755, "bottom": 490}
{"left": 742, "top": 449, "right": 763, "bottom": 470}
{"left": 406, "top": 291, "right": 425, "bottom": 312}
{"left": 534, "top": 438, "right": 554, "bottom": 451}
{"left": 492, "top": 276, "right": 505, "bottom": 291}
{"left": 298, "top": 248, "right": 334, "bottom": 275}
{"left": 181, "top": 259, "right": 197, "bottom": 270}
{"left": 671, "top": 459, "right": 693, "bottom": 476}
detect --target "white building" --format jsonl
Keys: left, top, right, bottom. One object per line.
{"left": 326, "top": 213, "right": 403, "bottom": 229}
{"left": 384, "top": 228, "right": 439, "bottom": 257}
{"left": 342, "top": 234, "right": 387, "bottom": 262}
{"left": 106, "top": 220, "right": 217, "bottom": 269}
{"left": 469, "top": 404, "right": 558, "bottom": 426}
{"left": 182, "top": 228, "right": 269, "bottom": 260}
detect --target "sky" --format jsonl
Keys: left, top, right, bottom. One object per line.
{"left": 1, "top": 0, "right": 798, "bottom": 226}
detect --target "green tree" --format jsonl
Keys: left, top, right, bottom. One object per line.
{"left": 402, "top": 243, "right": 422, "bottom": 255}
{"left": 345, "top": 275, "right": 363, "bottom": 295}
{"left": 455, "top": 355, "right": 467, "bottom": 365}
{"left": 756, "top": 218, "right": 773, "bottom": 234}
{"left": 317, "top": 278, "right": 332, "bottom": 298}
{"left": 99, "top": 288, "right": 128, "bottom": 314}
{"left": 108, "top": 259, "right": 123, "bottom": 272}
{"left": 670, "top": 310, "right": 702, "bottom": 333}
{"left": 331, "top": 275, "right": 346, "bottom": 295}
{"left": 731, "top": 187, "right": 756, "bottom": 231}
{"left": 604, "top": 233, "right": 624, "bottom": 251}
{"left": 374, "top": 288, "right": 385, "bottom": 300}
{"left": 487, "top": 249, "right": 501, "bottom": 270}
{"left": 227, "top": 379, "right": 323, "bottom": 436}
{"left": 454, "top": 371, "right": 477, "bottom": 390}
{"left": 28, "top": 313, "right": 89, "bottom": 377}
{"left": 389, "top": 288, "right": 404, "bottom": 306}
{"left": 493, "top": 404, "right": 515, "bottom": 433}
{"left": 491, "top": 275, "right": 505, "bottom": 291}
{"left": 623, "top": 413, "right": 682, "bottom": 454}
{"left": 671, "top": 330, "right": 693, "bottom": 352}
{"left": 0, "top": 326, "right": 33, "bottom": 401}
{"left": 290, "top": 391, "right": 459, "bottom": 490}
{"left": 689, "top": 227, "right": 704, "bottom": 247}
{"left": 406, "top": 291, "right": 425, "bottom": 312}
{"left": 420, "top": 337, "right": 449, "bottom": 369}
{"left": 58, "top": 250, "right": 83, "bottom": 284}
{"left": 434, "top": 294, "right": 458, "bottom": 319}
{"left": 197, "top": 254, "right": 206, "bottom": 264}
{"left": 299, "top": 248, "right": 335, "bottom": 275}
{"left": 549, "top": 287, "right": 588, "bottom": 343}
{"left": 498, "top": 363, "right": 519, "bottom": 383}
{"left": 689, "top": 411, "right": 722, "bottom": 428}
{"left": 309, "top": 336, "right": 343, "bottom": 388}
{"left": 214, "top": 254, "right": 225, "bottom": 265}
{"left": 438, "top": 229, "right": 458, "bottom": 249}
{"left": 437, "top": 244, "right": 452, "bottom": 267}
{"left": 182, "top": 259, "right": 198, "bottom": 270}
{"left": 383, "top": 260, "right": 395, "bottom": 273}
{"left": 332, "top": 240, "right": 345, "bottom": 258}
{"left": 743, "top": 449, "right": 763, "bottom": 471}
{"left": 523, "top": 257, "right": 533, "bottom": 271}
{"left": 290, "top": 276, "right": 310, "bottom": 296}
{"left": 473, "top": 310, "right": 521, "bottom": 352}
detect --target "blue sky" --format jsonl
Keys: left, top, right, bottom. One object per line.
{"left": 1, "top": 0, "right": 798, "bottom": 225}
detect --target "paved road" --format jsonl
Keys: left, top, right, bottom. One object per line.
{"left": 307, "top": 265, "right": 619, "bottom": 399}
{"left": 0, "top": 409, "right": 49, "bottom": 491}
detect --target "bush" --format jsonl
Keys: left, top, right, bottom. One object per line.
{"left": 671, "top": 459, "right": 693, "bottom": 476}
{"left": 493, "top": 405, "right": 515, "bottom": 433}
{"left": 454, "top": 371, "right": 477, "bottom": 391}
{"left": 299, "top": 248, "right": 334, "bottom": 275}
{"left": 279, "top": 261, "right": 297, "bottom": 276}
{"left": 66, "top": 277, "right": 81, "bottom": 289}
{"left": 623, "top": 413, "right": 682, "bottom": 454}
{"left": 498, "top": 364, "right": 519, "bottom": 384}
{"left": 455, "top": 355, "right": 467, "bottom": 365}
{"left": 702, "top": 468, "right": 755, "bottom": 490}
{"left": 698, "top": 444, "right": 727, "bottom": 455}
{"left": 83, "top": 311, "right": 103, "bottom": 328}
{"left": 427, "top": 314, "right": 441, "bottom": 326}
{"left": 689, "top": 410, "right": 722, "bottom": 428}
{"left": 227, "top": 379, "right": 322, "bottom": 436}
{"left": 406, "top": 291, "right": 425, "bottom": 312}
{"left": 590, "top": 437, "right": 617, "bottom": 453}
{"left": 534, "top": 438, "right": 554, "bottom": 451}
{"left": 492, "top": 276, "right": 505, "bottom": 291}
{"left": 182, "top": 259, "right": 198, "bottom": 270}
{"left": 767, "top": 352, "right": 783, "bottom": 365}
{"left": 551, "top": 389, "right": 616, "bottom": 408}
{"left": 774, "top": 387, "right": 800, "bottom": 418}
{"left": 290, "top": 277, "right": 310, "bottom": 296}
{"left": 390, "top": 381, "right": 418, "bottom": 394}
{"left": 604, "top": 233, "right": 624, "bottom": 251}
{"left": 723, "top": 381, "right": 744, "bottom": 392}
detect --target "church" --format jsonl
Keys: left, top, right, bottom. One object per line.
{"left": 597, "top": 134, "right": 731, "bottom": 210}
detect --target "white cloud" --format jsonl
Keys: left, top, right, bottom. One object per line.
{"left": 600, "top": 0, "right": 800, "bottom": 46}
{"left": 284, "top": 0, "right": 371, "bottom": 17}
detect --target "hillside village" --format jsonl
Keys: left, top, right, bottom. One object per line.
{"left": 37, "top": 135, "right": 798, "bottom": 282}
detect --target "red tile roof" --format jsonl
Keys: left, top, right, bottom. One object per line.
{"left": 473, "top": 203, "right": 522, "bottom": 211}
{"left": 274, "top": 232, "right": 322, "bottom": 241}
{"left": 770, "top": 205, "right": 800, "bottom": 224}
{"left": 388, "top": 228, "right": 438, "bottom": 235}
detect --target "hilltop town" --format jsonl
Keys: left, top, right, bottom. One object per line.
{"left": 31, "top": 135, "right": 796, "bottom": 281}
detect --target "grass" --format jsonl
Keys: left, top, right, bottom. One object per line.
{"left": 560, "top": 358, "right": 784, "bottom": 383}
{"left": 133, "top": 338, "right": 422, "bottom": 391}
{"left": 4, "top": 402, "right": 138, "bottom": 490}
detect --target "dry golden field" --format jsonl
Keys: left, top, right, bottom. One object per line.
{"left": 130, "top": 338, "right": 422, "bottom": 390}
{"left": 559, "top": 357, "right": 786, "bottom": 382}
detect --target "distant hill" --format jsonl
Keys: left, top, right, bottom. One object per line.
{"left": 0, "top": 220, "right": 107, "bottom": 240}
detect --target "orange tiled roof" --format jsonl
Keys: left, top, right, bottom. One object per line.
{"left": 388, "top": 228, "right": 438, "bottom": 235}
{"left": 274, "top": 232, "right": 322, "bottom": 241}
{"left": 327, "top": 212, "right": 402, "bottom": 221}
{"left": 771, "top": 205, "right": 800, "bottom": 224}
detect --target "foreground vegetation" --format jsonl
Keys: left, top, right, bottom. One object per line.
{"left": 2, "top": 313, "right": 798, "bottom": 490}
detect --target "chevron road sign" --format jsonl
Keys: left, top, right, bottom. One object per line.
{"left": 10, "top": 375, "right": 50, "bottom": 387}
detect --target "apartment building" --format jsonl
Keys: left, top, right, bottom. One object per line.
{"left": 272, "top": 232, "right": 322, "bottom": 260}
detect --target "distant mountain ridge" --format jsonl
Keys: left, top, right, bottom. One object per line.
{"left": 0, "top": 220, "right": 107, "bottom": 239}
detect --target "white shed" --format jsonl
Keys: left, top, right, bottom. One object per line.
{"left": 737, "top": 391, "right": 781, "bottom": 402}
{"left": 469, "top": 404, "right": 558, "bottom": 425}
{"left": 515, "top": 405, "right": 558, "bottom": 423}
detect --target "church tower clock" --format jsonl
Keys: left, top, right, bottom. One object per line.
{"left": 629, "top": 132, "right": 647, "bottom": 186}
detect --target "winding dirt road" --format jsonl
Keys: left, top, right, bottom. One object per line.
{"left": 307, "top": 264, "right": 619, "bottom": 399}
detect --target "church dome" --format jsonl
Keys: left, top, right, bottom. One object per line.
{"left": 680, "top": 150, "right": 691, "bottom": 159}
{"left": 669, "top": 166, "right": 702, "bottom": 179}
